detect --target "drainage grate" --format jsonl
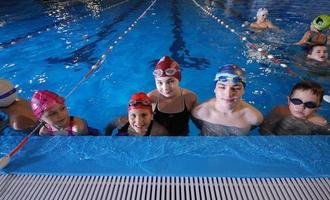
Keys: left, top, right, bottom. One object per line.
{"left": 0, "top": 175, "right": 329, "bottom": 200}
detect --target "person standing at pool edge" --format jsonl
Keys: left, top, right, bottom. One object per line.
{"left": 192, "top": 64, "right": 263, "bottom": 136}
{"left": 148, "top": 56, "right": 197, "bottom": 136}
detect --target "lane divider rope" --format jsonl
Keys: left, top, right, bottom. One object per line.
{"left": 192, "top": 0, "right": 330, "bottom": 103}
{"left": 0, "top": 0, "right": 158, "bottom": 169}
{"left": 65, "top": 0, "right": 157, "bottom": 98}
{"left": 0, "top": 0, "right": 129, "bottom": 49}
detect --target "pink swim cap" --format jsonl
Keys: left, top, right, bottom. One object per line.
{"left": 154, "top": 56, "right": 181, "bottom": 81}
{"left": 31, "top": 90, "right": 65, "bottom": 119}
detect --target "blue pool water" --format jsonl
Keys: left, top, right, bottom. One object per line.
{"left": 1, "top": 0, "right": 330, "bottom": 176}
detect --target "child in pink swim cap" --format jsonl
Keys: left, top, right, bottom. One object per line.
{"left": 148, "top": 56, "right": 197, "bottom": 136}
{"left": 31, "top": 90, "right": 88, "bottom": 136}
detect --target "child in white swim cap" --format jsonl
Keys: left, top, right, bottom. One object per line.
{"left": 0, "top": 79, "right": 37, "bottom": 131}
{"left": 250, "top": 8, "right": 279, "bottom": 31}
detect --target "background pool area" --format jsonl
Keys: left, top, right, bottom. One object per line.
{"left": 1, "top": 0, "right": 330, "bottom": 178}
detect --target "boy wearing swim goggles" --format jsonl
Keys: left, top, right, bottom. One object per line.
{"left": 148, "top": 56, "right": 197, "bottom": 136}
{"left": 260, "top": 81, "right": 329, "bottom": 135}
{"left": 105, "top": 92, "right": 168, "bottom": 136}
{"left": 192, "top": 64, "right": 263, "bottom": 136}
{"left": 0, "top": 79, "right": 37, "bottom": 131}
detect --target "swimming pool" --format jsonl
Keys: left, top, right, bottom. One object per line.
{"left": 1, "top": 0, "right": 330, "bottom": 178}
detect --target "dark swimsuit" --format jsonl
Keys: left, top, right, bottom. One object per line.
{"left": 309, "top": 31, "right": 327, "bottom": 45}
{"left": 47, "top": 116, "right": 74, "bottom": 136}
{"left": 153, "top": 91, "right": 190, "bottom": 136}
{"left": 116, "top": 121, "right": 153, "bottom": 136}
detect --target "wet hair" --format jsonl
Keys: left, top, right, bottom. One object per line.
{"left": 307, "top": 44, "right": 327, "bottom": 55}
{"left": 289, "top": 81, "right": 324, "bottom": 104}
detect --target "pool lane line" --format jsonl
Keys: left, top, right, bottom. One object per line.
{"left": 192, "top": 0, "right": 330, "bottom": 103}
{"left": 1, "top": 1, "right": 157, "bottom": 169}
{"left": 0, "top": 0, "right": 129, "bottom": 49}
{"left": 0, "top": 122, "right": 43, "bottom": 169}
{"left": 191, "top": 0, "right": 297, "bottom": 77}
{"left": 65, "top": 0, "right": 158, "bottom": 99}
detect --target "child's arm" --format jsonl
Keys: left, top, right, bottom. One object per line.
{"left": 104, "top": 116, "right": 127, "bottom": 135}
{"left": 294, "top": 31, "right": 312, "bottom": 45}
{"left": 268, "top": 21, "right": 280, "bottom": 31}
{"left": 72, "top": 117, "right": 88, "bottom": 135}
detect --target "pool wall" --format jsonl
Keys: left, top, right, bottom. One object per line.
{"left": 1, "top": 136, "right": 329, "bottom": 177}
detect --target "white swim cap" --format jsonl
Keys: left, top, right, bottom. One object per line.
{"left": 0, "top": 79, "right": 17, "bottom": 107}
{"left": 257, "top": 8, "right": 269, "bottom": 17}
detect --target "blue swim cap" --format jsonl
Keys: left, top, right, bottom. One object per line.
{"left": 214, "top": 64, "right": 246, "bottom": 86}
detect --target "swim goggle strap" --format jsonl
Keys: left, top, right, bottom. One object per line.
{"left": 289, "top": 98, "right": 319, "bottom": 109}
{"left": 153, "top": 68, "right": 180, "bottom": 78}
{"left": 214, "top": 73, "right": 246, "bottom": 86}
{"left": 0, "top": 88, "right": 16, "bottom": 99}
{"left": 128, "top": 99, "right": 152, "bottom": 112}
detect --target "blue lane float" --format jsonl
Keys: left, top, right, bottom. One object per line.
{"left": 1, "top": 136, "right": 329, "bottom": 177}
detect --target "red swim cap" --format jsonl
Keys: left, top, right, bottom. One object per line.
{"left": 128, "top": 92, "right": 152, "bottom": 112}
{"left": 31, "top": 90, "right": 65, "bottom": 119}
{"left": 154, "top": 56, "right": 181, "bottom": 81}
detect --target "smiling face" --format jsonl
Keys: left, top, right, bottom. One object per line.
{"left": 40, "top": 103, "right": 69, "bottom": 129}
{"left": 155, "top": 76, "right": 180, "bottom": 98}
{"left": 128, "top": 108, "right": 152, "bottom": 135}
{"left": 214, "top": 81, "right": 244, "bottom": 109}
{"left": 257, "top": 13, "right": 268, "bottom": 23}
{"left": 308, "top": 45, "right": 328, "bottom": 62}
{"left": 288, "top": 89, "right": 320, "bottom": 119}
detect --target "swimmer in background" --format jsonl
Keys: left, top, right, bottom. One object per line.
{"left": 148, "top": 56, "right": 197, "bottom": 136}
{"left": 105, "top": 92, "right": 169, "bottom": 136}
{"left": 31, "top": 90, "right": 89, "bottom": 136}
{"left": 306, "top": 44, "right": 330, "bottom": 65}
{"left": 294, "top": 15, "right": 330, "bottom": 45}
{"left": 250, "top": 8, "right": 280, "bottom": 31}
{"left": 0, "top": 79, "right": 37, "bottom": 131}
{"left": 260, "top": 81, "right": 330, "bottom": 135}
{"left": 192, "top": 64, "right": 263, "bottom": 136}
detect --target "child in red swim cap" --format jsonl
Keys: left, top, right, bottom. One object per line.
{"left": 148, "top": 56, "right": 197, "bottom": 136}
{"left": 31, "top": 90, "right": 89, "bottom": 136}
{"left": 105, "top": 92, "right": 169, "bottom": 136}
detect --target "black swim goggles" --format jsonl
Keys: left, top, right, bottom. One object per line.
{"left": 289, "top": 98, "right": 319, "bottom": 109}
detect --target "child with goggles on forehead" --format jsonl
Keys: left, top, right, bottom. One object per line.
{"left": 250, "top": 8, "right": 280, "bottom": 31}
{"left": 260, "top": 81, "right": 330, "bottom": 135}
{"left": 105, "top": 92, "right": 169, "bottom": 136}
{"left": 31, "top": 90, "right": 90, "bottom": 136}
{"left": 0, "top": 79, "right": 37, "bottom": 131}
{"left": 294, "top": 15, "right": 330, "bottom": 45}
{"left": 148, "top": 56, "right": 197, "bottom": 136}
{"left": 192, "top": 64, "right": 263, "bottom": 136}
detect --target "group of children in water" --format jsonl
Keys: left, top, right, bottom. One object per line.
{"left": 1, "top": 9, "right": 330, "bottom": 136}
